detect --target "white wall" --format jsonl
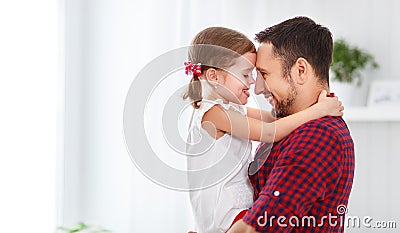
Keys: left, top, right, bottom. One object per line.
{"left": 346, "top": 121, "right": 400, "bottom": 233}
{"left": 63, "top": 0, "right": 400, "bottom": 232}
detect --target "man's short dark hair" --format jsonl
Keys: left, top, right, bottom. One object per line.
{"left": 255, "top": 16, "right": 333, "bottom": 85}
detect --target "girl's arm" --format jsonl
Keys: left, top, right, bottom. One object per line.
{"left": 246, "top": 107, "right": 275, "bottom": 122}
{"left": 202, "top": 90, "right": 343, "bottom": 142}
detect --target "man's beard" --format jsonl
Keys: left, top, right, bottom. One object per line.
{"left": 272, "top": 81, "right": 297, "bottom": 118}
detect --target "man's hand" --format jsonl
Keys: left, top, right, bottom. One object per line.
{"left": 227, "top": 220, "right": 258, "bottom": 233}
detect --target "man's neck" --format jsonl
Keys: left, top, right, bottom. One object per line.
{"left": 291, "top": 85, "right": 329, "bottom": 114}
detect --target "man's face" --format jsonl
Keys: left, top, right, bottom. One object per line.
{"left": 254, "top": 42, "right": 297, "bottom": 118}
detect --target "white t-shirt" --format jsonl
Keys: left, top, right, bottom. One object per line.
{"left": 186, "top": 99, "right": 253, "bottom": 233}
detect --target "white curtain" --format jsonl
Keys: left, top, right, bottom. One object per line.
{"left": 0, "top": 0, "right": 59, "bottom": 232}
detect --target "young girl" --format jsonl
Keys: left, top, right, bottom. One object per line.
{"left": 184, "top": 27, "right": 343, "bottom": 233}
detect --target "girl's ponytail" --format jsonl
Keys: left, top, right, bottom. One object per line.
{"left": 183, "top": 74, "right": 202, "bottom": 109}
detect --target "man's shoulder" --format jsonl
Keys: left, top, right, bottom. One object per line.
{"left": 274, "top": 117, "right": 352, "bottom": 156}
{"left": 281, "top": 116, "right": 350, "bottom": 145}
{"left": 273, "top": 116, "right": 352, "bottom": 152}
{"left": 298, "top": 116, "right": 347, "bottom": 134}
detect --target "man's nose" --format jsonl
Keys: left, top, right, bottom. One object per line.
{"left": 254, "top": 74, "right": 266, "bottom": 95}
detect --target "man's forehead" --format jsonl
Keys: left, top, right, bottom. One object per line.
{"left": 256, "top": 46, "right": 281, "bottom": 70}
{"left": 256, "top": 43, "right": 273, "bottom": 56}
{"left": 255, "top": 52, "right": 270, "bottom": 71}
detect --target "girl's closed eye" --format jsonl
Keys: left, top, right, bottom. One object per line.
{"left": 243, "top": 69, "right": 255, "bottom": 79}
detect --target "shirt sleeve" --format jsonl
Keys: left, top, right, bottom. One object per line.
{"left": 243, "top": 122, "right": 343, "bottom": 232}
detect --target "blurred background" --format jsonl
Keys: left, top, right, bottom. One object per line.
{"left": 1, "top": 0, "right": 399, "bottom": 232}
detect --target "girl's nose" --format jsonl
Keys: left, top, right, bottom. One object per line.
{"left": 248, "top": 75, "right": 255, "bottom": 85}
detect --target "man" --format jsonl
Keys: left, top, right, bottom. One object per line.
{"left": 228, "top": 16, "right": 355, "bottom": 232}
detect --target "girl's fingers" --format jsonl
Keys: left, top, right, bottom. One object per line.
{"left": 318, "top": 90, "right": 327, "bottom": 101}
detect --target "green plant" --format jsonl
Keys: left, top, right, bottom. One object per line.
{"left": 57, "top": 222, "right": 111, "bottom": 233}
{"left": 331, "top": 38, "right": 379, "bottom": 85}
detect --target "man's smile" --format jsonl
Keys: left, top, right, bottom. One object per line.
{"left": 261, "top": 91, "right": 274, "bottom": 106}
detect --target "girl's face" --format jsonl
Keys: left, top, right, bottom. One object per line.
{"left": 217, "top": 52, "right": 256, "bottom": 105}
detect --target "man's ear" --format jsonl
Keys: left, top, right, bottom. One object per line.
{"left": 292, "top": 57, "right": 309, "bottom": 85}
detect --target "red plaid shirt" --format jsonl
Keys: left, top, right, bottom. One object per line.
{"left": 243, "top": 116, "right": 355, "bottom": 232}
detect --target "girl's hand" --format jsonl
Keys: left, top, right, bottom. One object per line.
{"left": 316, "top": 90, "right": 344, "bottom": 117}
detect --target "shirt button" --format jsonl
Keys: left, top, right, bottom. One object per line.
{"left": 274, "top": 190, "right": 280, "bottom": 196}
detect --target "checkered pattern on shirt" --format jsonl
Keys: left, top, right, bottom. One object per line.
{"left": 243, "top": 116, "right": 355, "bottom": 232}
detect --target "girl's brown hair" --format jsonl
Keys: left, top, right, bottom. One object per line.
{"left": 183, "top": 27, "right": 256, "bottom": 109}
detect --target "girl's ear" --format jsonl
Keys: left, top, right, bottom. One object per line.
{"left": 205, "top": 68, "right": 218, "bottom": 84}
